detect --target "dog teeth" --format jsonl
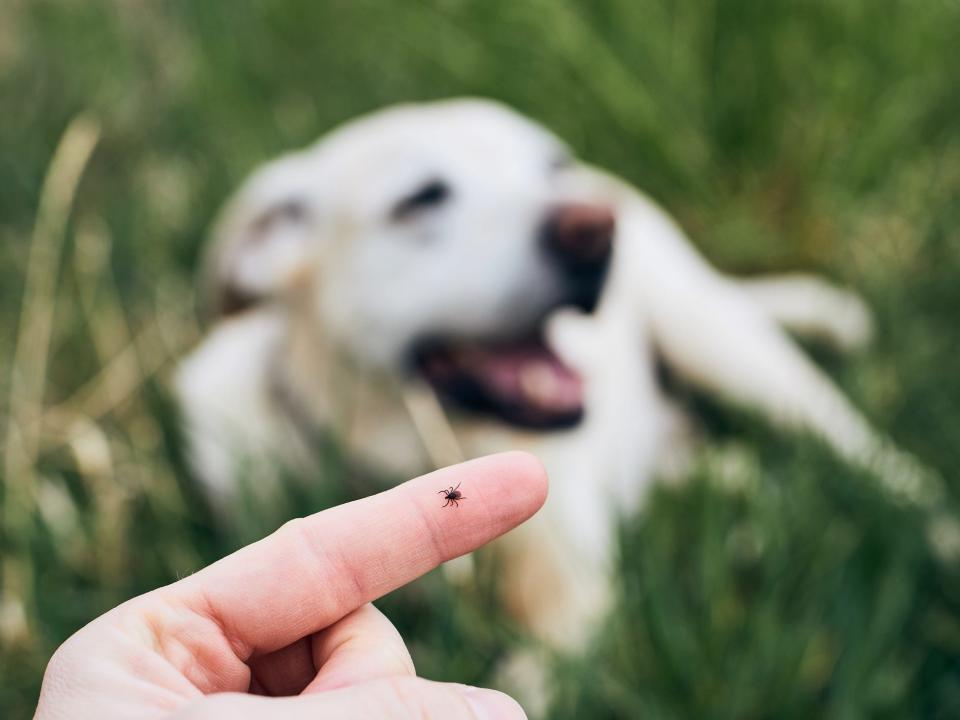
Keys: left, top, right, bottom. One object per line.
{"left": 519, "top": 362, "right": 561, "bottom": 406}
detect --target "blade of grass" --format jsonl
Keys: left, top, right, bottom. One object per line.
{"left": 2, "top": 114, "right": 99, "bottom": 646}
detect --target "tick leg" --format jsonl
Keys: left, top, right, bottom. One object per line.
{"left": 453, "top": 482, "right": 461, "bottom": 491}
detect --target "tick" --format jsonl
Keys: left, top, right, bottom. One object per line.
{"left": 439, "top": 482, "right": 465, "bottom": 508}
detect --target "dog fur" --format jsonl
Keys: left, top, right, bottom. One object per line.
{"left": 175, "top": 98, "right": 921, "bottom": 655}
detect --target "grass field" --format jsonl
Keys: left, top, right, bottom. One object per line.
{"left": 2, "top": 1, "right": 960, "bottom": 717}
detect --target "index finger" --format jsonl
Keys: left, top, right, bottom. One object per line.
{"left": 175, "top": 451, "right": 547, "bottom": 658}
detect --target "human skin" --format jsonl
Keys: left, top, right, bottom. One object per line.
{"left": 34, "top": 452, "right": 548, "bottom": 719}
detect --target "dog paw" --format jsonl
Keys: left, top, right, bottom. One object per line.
{"left": 821, "top": 288, "right": 875, "bottom": 351}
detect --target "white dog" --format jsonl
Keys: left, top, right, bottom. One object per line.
{"left": 176, "top": 98, "right": 920, "bottom": 655}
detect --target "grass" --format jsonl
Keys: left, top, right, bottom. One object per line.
{"left": 2, "top": 0, "right": 960, "bottom": 717}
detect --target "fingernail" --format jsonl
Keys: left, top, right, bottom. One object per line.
{"left": 461, "top": 686, "right": 527, "bottom": 720}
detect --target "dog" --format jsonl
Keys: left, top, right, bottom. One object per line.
{"left": 175, "top": 98, "right": 924, "bottom": 657}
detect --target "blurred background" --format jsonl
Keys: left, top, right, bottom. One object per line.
{"left": 2, "top": 0, "right": 960, "bottom": 717}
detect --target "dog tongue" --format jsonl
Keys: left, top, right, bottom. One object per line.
{"left": 473, "top": 344, "right": 583, "bottom": 414}
{"left": 418, "top": 337, "right": 584, "bottom": 425}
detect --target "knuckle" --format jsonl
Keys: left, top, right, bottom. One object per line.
{"left": 377, "top": 676, "right": 466, "bottom": 719}
{"left": 382, "top": 676, "right": 422, "bottom": 717}
{"left": 37, "top": 640, "right": 80, "bottom": 706}
{"left": 410, "top": 495, "right": 450, "bottom": 562}
{"left": 42, "top": 640, "right": 74, "bottom": 679}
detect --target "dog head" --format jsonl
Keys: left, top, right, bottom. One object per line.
{"left": 206, "top": 99, "right": 616, "bottom": 429}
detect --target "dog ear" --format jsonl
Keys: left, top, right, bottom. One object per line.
{"left": 203, "top": 153, "right": 318, "bottom": 318}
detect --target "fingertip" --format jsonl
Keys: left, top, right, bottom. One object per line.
{"left": 496, "top": 450, "right": 549, "bottom": 514}
{"left": 451, "top": 451, "right": 548, "bottom": 522}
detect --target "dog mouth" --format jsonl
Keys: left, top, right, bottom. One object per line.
{"left": 413, "top": 332, "right": 583, "bottom": 429}
{"left": 410, "top": 201, "right": 617, "bottom": 429}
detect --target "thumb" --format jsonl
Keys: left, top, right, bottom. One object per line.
{"left": 177, "top": 678, "right": 527, "bottom": 719}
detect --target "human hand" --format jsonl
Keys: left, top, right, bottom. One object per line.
{"left": 34, "top": 452, "right": 547, "bottom": 719}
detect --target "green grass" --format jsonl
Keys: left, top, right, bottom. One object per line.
{"left": 2, "top": 1, "right": 960, "bottom": 717}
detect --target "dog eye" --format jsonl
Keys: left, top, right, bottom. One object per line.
{"left": 392, "top": 179, "right": 451, "bottom": 220}
{"left": 550, "top": 152, "right": 574, "bottom": 172}
{"left": 252, "top": 199, "right": 308, "bottom": 234}
{"left": 275, "top": 199, "right": 307, "bottom": 222}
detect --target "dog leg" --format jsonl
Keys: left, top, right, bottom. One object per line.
{"left": 486, "top": 301, "right": 664, "bottom": 711}
{"left": 492, "top": 501, "right": 613, "bottom": 717}
{"left": 738, "top": 273, "right": 874, "bottom": 351}
{"left": 610, "top": 194, "right": 939, "bottom": 506}
{"left": 174, "top": 309, "right": 316, "bottom": 518}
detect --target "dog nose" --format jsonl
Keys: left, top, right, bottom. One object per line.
{"left": 541, "top": 203, "right": 615, "bottom": 267}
